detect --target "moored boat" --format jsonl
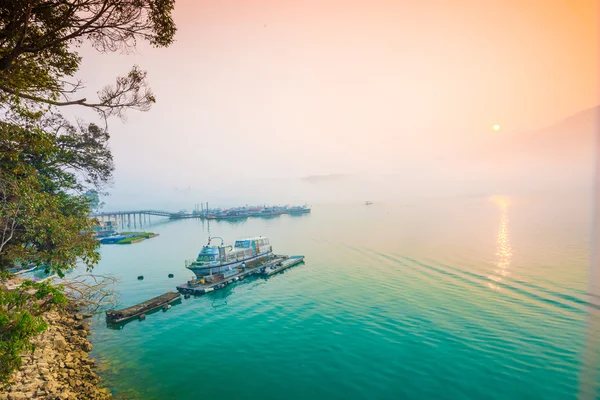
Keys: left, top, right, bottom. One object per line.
{"left": 185, "top": 236, "right": 273, "bottom": 278}
{"left": 288, "top": 205, "right": 311, "bottom": 214}
{"left": 256, "top": 207, "right": 284, "bottom": 217}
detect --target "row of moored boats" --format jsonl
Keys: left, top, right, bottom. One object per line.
{"left": 193, "top": 205, "right": 310, "bottom": 220}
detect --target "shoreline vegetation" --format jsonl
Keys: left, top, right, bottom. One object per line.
{"left": 1, "top": 1, "right": 177, "bottom": 398}
{"left": 1, "top": 277, "right": 112, "bottom": 400}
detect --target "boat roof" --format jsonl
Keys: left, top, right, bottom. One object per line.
{"left": 236, "top": 236, "right": 269, "bottom": 241}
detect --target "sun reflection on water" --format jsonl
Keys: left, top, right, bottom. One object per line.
{"left": 488, "top": 196, "right": 512, "bottom": 290}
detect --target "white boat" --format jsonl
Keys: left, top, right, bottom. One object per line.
{"left": 185, "top": 236, "right": 273, "bottom": 278}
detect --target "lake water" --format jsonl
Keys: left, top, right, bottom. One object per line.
{"left": 87, "top": 194, "right": 598, "bottom": 399}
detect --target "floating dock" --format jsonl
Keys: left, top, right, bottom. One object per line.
{"left": 262, "top": 256, "right": 305, "bottom": 276}
{"left": 176, "top": 254, "right": 305, "bottom": 295}
{"left": 106, "top": 292, "right": 181, "bottom": 323}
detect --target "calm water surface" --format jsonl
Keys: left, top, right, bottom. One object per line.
{"left": 87, "top": 194, "right": 597, "bottom": 399}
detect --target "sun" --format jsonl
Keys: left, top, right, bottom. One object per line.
{"left": 492, "top": 124, "right": 501, "bottom": 132}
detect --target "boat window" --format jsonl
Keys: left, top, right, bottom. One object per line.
{"left": 235, "top": 240, "right": 251, "bottom": 248}
{"left": 197, "top": 255, "right": 216, "bottom": 262}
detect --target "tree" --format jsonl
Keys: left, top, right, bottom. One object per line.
{"left": 0, "top": 0, "right": 176, "bottom": 121}
{"left": 0, "top": 0, "right": 176, "bottom": 276}
{"left": 84, "top": 189, "right": 105, "bottom": 213}
{"left": 0, "top": 121, "right": 108, "bottom": 275}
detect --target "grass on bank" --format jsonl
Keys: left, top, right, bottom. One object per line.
{"left": 115, "top": 232, "right": 156, "bottom": 244}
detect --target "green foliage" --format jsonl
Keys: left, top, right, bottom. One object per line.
{"left": 0, "top": 122, "right": 107, "bottom": 276}
{"left": 0, "top": 1, "right": 176, "bottom": 277}
{"left": 0, "top": 280, "right": 67, "bottom": 382}
{"left": 0, "top": 0, "right": 176, "bottom": 119}
{"left": 0, "top": 0, "right": 176, "bottom": 385}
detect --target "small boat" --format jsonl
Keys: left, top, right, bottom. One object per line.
{"left": 288, "top": 205, "right": 311, "bottom": 214}
{"left": 256, "top": 207, "right": 284, "bottom": 217}
{"left": 365, "top": 201, "right": 373, "bottom": 205}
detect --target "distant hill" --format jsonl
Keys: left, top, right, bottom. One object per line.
{"left": 467, "top": 105, "right": 598, "bottom": 166}
{"left": 445, "top": 106, "right": 599, "bottom": 194}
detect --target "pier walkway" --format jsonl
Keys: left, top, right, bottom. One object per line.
{"left": 92, "top": 210, "right": 200, "bottom": 221}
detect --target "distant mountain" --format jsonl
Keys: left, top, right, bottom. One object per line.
{"left": 469, "top": 105, "right": 598, "bottom": 166}
{"left": 443, "top": 106, "right": 599, "bottom": 194}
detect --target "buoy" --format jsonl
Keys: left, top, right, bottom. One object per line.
{"left": 139, "top": 314, "right": 146, "bottom": 321}
{"left": 162, "top": 304, "right": 171, "bottom": 311}
{"left": 168, "top": 273, "right": 174, "bottom": 278}
{"left": 137, "top": 275, "right": 144, "bottom": 280}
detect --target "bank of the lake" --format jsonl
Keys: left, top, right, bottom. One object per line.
{"left": 1, "top": 279, "right": 111, "bottom": 400}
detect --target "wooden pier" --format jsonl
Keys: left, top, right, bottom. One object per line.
{"left": 106, "top": 292, "right": 181, "bottom": 323}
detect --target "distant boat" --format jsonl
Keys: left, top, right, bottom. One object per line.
{"left": 208, "top": 210, "right": 249, "bottom": 220}
{"left": 365, "top": 201, "right": 373, "bottom": 205}
{"left": 256, "top": 207, "right": 284, "bottom": 217}
{"left": 288, "top": 205, "right": 311, "bottom": 214}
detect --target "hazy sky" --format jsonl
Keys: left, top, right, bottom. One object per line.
{"left": 69, "top": 0, "right": 599, "bottom": 208}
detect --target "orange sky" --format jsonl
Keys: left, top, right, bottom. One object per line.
{"left": 72, "top": 0, "right": 599, "bottom": 205}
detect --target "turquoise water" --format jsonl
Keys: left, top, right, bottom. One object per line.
{"left": 88, "top": 195, "right": 598, "bottom": 399}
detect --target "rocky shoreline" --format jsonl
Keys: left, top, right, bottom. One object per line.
{"left": 1, "top": 309, "right": 111, "bottom": 400}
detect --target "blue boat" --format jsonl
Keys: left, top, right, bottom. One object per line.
{"left": 185, "top": 236, "right": 273, "bottom": 278}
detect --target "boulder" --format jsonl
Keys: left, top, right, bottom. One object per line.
{"left": 53, "top": 335, "right": 67, "bottom": 349}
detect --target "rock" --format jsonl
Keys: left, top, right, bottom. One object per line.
{"left": 75, "top": 322, "right": 89, "bottom": 331}
{"left": 7, "top": 393, "right": 27, "bottom": 400}
{"left": 54, "top": 335, "right": 67, "bottom": 349}
{"left": 58, "top": 391, "right": 71, "bottom": 400}
{"left": 74, "top": 314, "right": 83, "bottom": 321}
